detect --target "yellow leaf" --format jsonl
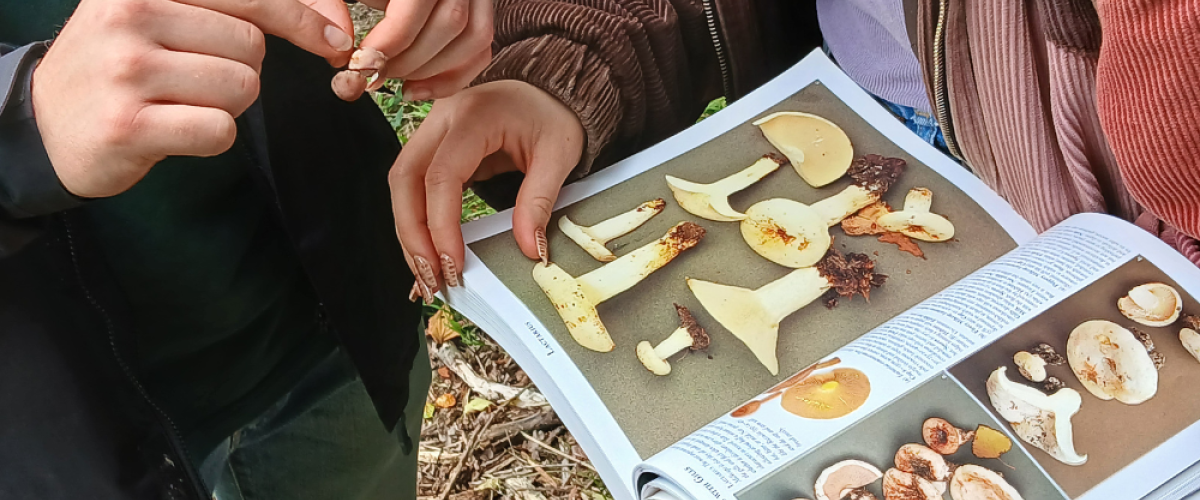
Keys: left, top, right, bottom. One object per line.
{"left": 425, "top": 310, "right": 461, "bottom": 344}
{"left": 972, "top": 424, "right": 1013, "bottom": 459}
{"left": 422, "top": 403, "right": 435, "bottom": 419}
{"left": 463, "top": 397, "right": 493, "bottom": 415}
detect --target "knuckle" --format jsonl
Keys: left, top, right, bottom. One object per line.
{"left": 100, "top": 107, "right": 139, "bottom": 147}
{"left": 240, "top": 22, "right": 267, "bottom": 64}
{"left": 203, "top": 115, "right": 238, "bottom": 155}
{"left": 442, "top": 0, "right": 471, "bottom": 33}
{"left": 101, "top": 0, "right": 152, "bottom": 29}
{"left": 423, "top": 168, "right": 457, "bottom": 189}
{"left": 108, "top": 48, "right": 152, "bottom": 84}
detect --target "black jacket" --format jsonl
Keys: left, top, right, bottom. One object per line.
{"left": 0, "top": 38, "right": 422, "bottom": 499}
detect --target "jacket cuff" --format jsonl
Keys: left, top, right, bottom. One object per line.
{"left": 472, "top": 36, "right": 623, "bottom": 180}
{"left": 0, "top": 42, "right": 86, "bottom": 218}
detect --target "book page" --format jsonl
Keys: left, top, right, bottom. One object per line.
{"left": 449, "top": 50, "right": 1036, "bottom": 500}
{"left": 639, "top": 213, "right": 1200, "bottom": 500}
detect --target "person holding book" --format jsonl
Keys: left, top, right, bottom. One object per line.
{"left": 0, "top": 0, "right": 491, "bottom": 498}
{"left": 391, "top": 0, "right": 1200, "bottom": 296}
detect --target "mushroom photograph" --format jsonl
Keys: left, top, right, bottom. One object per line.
{"left": 468, "top": 81, "right": 1020, "bottom": 458}
{"left": 946, "top": 257, "right": 1200, "bottom": 498}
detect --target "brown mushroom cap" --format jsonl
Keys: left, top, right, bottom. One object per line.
{"left": 922, "top": 418, "right": 974, "bottom": 455}
{"left": 848, "top": 155, "right": 907, "bottom": 196}
{"left": 816, "top": 250, "right": 888, "bottom": 302}
{"left": 675, "top": 303, "right": 709, "bottom": 351}
{"left": 781, "top": 368, "right": 871, "bottom": 419}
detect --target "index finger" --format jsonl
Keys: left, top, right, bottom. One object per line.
{"left": 358, "top": 0, "right": 440, "bottom": 57}
{"left": 389, "top": 118, "right": 451, "bottom": 291}
{"left": 177, "top": 0, "right": 354, "bottom": 59}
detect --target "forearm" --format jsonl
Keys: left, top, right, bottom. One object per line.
{"left": 0, "top": 42, "right": 84, "bottom": 219}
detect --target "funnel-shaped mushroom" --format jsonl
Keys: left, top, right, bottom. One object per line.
{"left": 987, "top": 366, "right": 1087, "bottom": 466}
{"left": 1118, "top": 282, "right": 1182, "bottom": 327}
{"left": 636, "top": 304, "right": 710, "bottom": 375}
{"left": 780, "top": 368, "right": 870, "bottom": 419}
{"left": 754, "top": 112, "right": 854, "bottom": 187}
{"left": 559, "top": 199, "right": 666, "bottom": 262}
{"left": 949, "top": 464, "right": 1023, "bottom": 500}
{"left": 533, "top": 222, "right": 706, "bottom": 352}
{"left": 876, "top": 187, "right": 955, "bottom": 242}
{"left": 814, "top": 460, "right": 882, "bottom": 500}
{"left": 742, "top": 156, "right": 906, "bottom": 268}
{"left": 1067, "top": 320, "right": 1159, "bottom": 404}
{"left": 665, "top": 154, "right": 786, "bottom": 221}
{"left": 687, "top": 250, "right": 886, "bottom": 374}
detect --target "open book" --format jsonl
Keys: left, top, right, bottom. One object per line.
{"left": 442, "top": 51, "right": 1200, "bottom": 500}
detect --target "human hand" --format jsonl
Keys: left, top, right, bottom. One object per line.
{"left": 32, "top": 0, "right": 355, "bottom": 199}
{"left": 330, "top": 0, "right": 493, "bottom": 101}
{"left": 389, "top": 80, "right": 584, "bottom": 301}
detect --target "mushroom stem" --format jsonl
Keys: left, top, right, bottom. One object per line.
{"left": 653, "top": 328, "right": 696, "bottom": 359}
{"left": 577, "top": 222, "right": 706, "bottom": 303}
{"left": 559, "top": 199, "right": 666, "bottom": 261}
{"left": 811, "top": 185, "right": 879, "bottom": 227}
{"left": 666, "top": 154, "right": 786, "bottom": 221}
{"left": 903, "top": 188, "right": 933, "bottom": 212}
{"left": 877, "top": 187, "right": 955, "bottom": 242}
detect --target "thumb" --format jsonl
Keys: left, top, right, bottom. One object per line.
{"left": 512, "top": 154, "right": 576, "bottom": 262}
{"left": 303, "top": 0, "right": 355, "bottom": 66}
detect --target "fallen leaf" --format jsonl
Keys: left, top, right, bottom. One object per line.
{"left": 841, "top": 201, "right": 891, "bottom": 236}
{"left": 972, "top": 424, "right": 1013, "bottom": 459}
{"left": 437, "top": 366, "right": 451, "bottom": 379}
{"left": 422, "top": 402, "right": 435, "bottom": 419}
{"left": 878, "top": 231, "right": 925, "bottom": 258}
{"left": 475, "top": 478, "right": 503, "bottom": 491}
{"left": 463, "top": 397, "right": 493, "bottom": 415}
{"left": 425, "top": 309, "right": 461, "bottom": 344}
{"left": 434, "top": 393, "right": 457, "bottom": 408}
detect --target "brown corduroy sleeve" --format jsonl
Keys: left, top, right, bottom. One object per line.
{"left": 472, "top": 0, "right": 716, "bottom": 180}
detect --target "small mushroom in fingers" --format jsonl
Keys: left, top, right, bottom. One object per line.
{"left": 666, "top": 154, "right": 786, "bottom": 221}
{"left": 559, "top": 199, "right": 666, "bottom": 261}
{"left": 635, "top": 304, "right": 710, "bottom": 375}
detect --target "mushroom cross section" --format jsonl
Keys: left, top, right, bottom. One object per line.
{"left": 558, "top": 199, "right": 667, "bottom": 261}
{"left": 532, "top": 222, "right": 706, "bottom": 353}
{"left": 883, "top": 468, "right": 941, "bottom": 500}
{"left": 686, "top": 250, "right": 885, "bottom": 374}
{"left": 813, "top": 460, "right": 882, "bottom": 500}
{"left": 1118, "top": 282, "right": 1183, "bottom": 327}
{"left": 754, "top": 112, "right": 855, "bottom": 187}
{"left": 949, "top": 464, "right": 1024, "bottom": 500}
{"left": 636, "top": 304, "right": 711, "bottom": 375}
{"left": 742, "top": 155, "right": 906, "bottom": 268}
{"left": 987, "top": 366, "right": 1087, "bottom": 466}
{"left": 876, "top": 187, "right": 955, "bottom": 242}
{"left": 666, "top": 154, "right": 787, "bottom": 221}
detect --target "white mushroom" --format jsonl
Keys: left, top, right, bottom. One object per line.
{"left": 1013, "top": 351, "right": 1047, "bottom": 382}
{"left": 882, "top": 468, "right": 941, "bottom": 500}
{"left": 533, "top": 222, "right": 705, "bottom": 352}
{"left": 1181, "top": 315, "right": 1200, "bottom": 364}
{"left": 635, "top": 304, "right": 710, "bottom": 376}
{"left": 753, "top": 112, "right": 854, "bottom": 187}
{"left": 1118, "top": 282, "right": 1183, "bottom": 327}
{"left": 949, "top": 464, "right": 1023, "bottom": 500}
{"left": 986, "top": 366, "right": 1087, "bottom": 466}
{"left": 687, "top": 250, "right": 885, "bottom": 375}
{"left": 1066, "top": 320, "right": 1159, "bottom": 404}
{"left": 666, "top": 154, "right": 787, "bottom": 221}
{"left": 558, "top": 199, "right": 666, "bottom": 262}
{"left": 894, "top": 443, "right": 950, "bottom": 483}
{"left": 813, "top": 460, "right": 882, "bottom": 500}
{"left": 876, "top": 187, "right": 955, "bottom": 242}
{"left": 741, "top": 156, "right": 906, "bottom": 268}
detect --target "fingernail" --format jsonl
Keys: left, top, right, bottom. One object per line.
{"left": 417, "top": 280, "right": 434, "bottom": 305}
{"left": 408, "top": 281, "right": 421, "bottom": 303}
{"left": 414, "top": 255, "right": 440, "bottom": 293}
{"left": 535, "top": 227, "right": 549, "bottom": 265}
{"left": 324, "top": 26, "right": 353, "bottom": 52}
{"left": 440, "top": 254, "right": 461, "bottom": 287}
{"left": 404, "top": 88, "right": 430, "bottom": 102}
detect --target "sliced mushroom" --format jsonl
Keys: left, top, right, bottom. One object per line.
{"left": 895, "top": 444, "right": 950, "bottom": 483}
{"left": 559, "top": 199, "right": 666, "bottom": 261}
{"left": 666, "top": 154, "right": 786, "bottom": 221}
{"left": 922, "top": 417, "right": 975, "bottom": 455}
{"left": 1181, "top": 314, "right": 1200, "bottom": 364}
{"left": 635, "top": 304, "right": 710, "bottom": 375}
{"left": 331, "top": 47, "right": 389, "bottom": 100}
{"left": 687, "top": 250, "right": 885, "bottom": 374}
{"left": 753, "top": 112, "right": 854, "bottom": 187}
{"left": 1118, "top": 282, "right": 1183, "bottom": 327}
{"left": 882, "top": 468, "right": 941, "bottom": 500}
{"left": 533, "top": 222, "right": 705, "bottom": 352}
{"left": 1067, "top": 320, "right": 1159, "bottom": 404}
{"left": 814, "top": 460, "right": 883, "bottom": 500}
{"left": 986, "top": 366, "right": 1087, "bottom": 466}
{"left": 949, "top": 464, "right": 1023, "bottom": 500}
{"left": 780, "top": 368, "right": 871, "bottom": 419}
{"left": 742, "top": 156, "right": 906, "bottom": 268}
{"left": 1013, "top": 351, "right": 1048, "bottom": 382}
{"left": 876, "top": 187, "right": 955, "bottom": 242}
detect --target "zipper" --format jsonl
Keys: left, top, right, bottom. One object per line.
{"left": 61, "top": 214, "right": 207, "bottom": 500}
{"left": 701, "top": 0, "right": 734, "bottom": 99}
{"left": 930, "top": 0, "right": 964, "bottom": 159}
